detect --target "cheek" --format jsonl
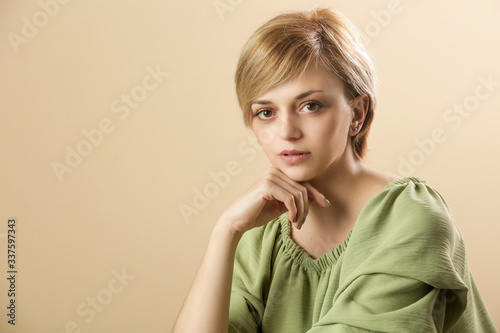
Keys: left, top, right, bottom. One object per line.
{"left": 253, "top": 124, "right": 279, "bottom": 147}
{"left": 313, "top": 116, "right": 349, "bottom": 147}
{"left": 313, "top": 117, "right": 339, "bottom": 136}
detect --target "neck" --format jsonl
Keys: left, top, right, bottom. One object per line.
{"left": 306, "top": 147, "right": 368, "bottom": 230}
{"left": 290, "top": 146, "right": 399, "bottom": 258}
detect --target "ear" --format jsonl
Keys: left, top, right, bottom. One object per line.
{"left": 349, "top": 94, "right": 369, "bottom": 136}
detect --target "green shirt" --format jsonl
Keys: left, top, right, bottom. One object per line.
{"left": 228, "top": 177, "right": 497, "bottom": 332}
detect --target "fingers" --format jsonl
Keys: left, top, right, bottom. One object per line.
{"left": 260, "top": 168, "right": 332, "bottom": 230}
{"left": 263, "top": 168, "right": 309, "bottom": 227}
{"left": 301, "top": 182, "right": 331, "bottom": 208}
{"left": 296, "top": 182, "right": 330, "bottom": 230}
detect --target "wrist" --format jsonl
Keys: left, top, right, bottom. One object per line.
{"left": 213, "top": 216, "right": 244, "bottom": 243}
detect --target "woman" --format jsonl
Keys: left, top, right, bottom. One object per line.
{"left": 173, "top": 6, "right": 496, "bottom": 332}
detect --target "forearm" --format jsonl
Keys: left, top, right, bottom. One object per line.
{"left": 172, "top": 220, "right": 242, "bottom": 333}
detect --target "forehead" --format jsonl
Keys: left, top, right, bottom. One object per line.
{"left": 253, "top": 67, "right": 344, "bottom": 102}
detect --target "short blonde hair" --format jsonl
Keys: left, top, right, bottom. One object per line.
{"left": 234, "top": 7, "right": 377, "bottom": 160}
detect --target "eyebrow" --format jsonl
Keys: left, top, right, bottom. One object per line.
{"left": 250, "top": 90, "right": 325, "bottom": 106}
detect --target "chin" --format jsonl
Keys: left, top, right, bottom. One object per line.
{"left": 280, "top": 167, "right": 314, "bottom": 183}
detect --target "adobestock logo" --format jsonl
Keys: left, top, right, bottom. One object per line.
{"left": 179, "top": 127, "right": 279, "bottom": 224}
{"left": 398, "top": 75, "right": 499, "bottom": 176}
{"left": 8, "top": 0, "right": 72, "bottom": 54}
{"left": 51, "top": 64, "right": 169, "bottom": 182}
{"left": 52, "top": 267, "right": 135, "bottom": 333}
{"left": 360, "top": 0, "right": 414, "bottom": 45}
{"left": 179, "top": 136, "right": 257, "bottom": 224}
{"left": 212, "top": 0, "right": 243, "bottom": 21}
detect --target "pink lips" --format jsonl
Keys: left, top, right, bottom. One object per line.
{"left": 279, "top": 149, "right": 311, "bottom": 164}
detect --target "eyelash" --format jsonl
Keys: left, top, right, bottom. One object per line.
{"left": 253, "top": 100, "right": 322, "bottom": 119}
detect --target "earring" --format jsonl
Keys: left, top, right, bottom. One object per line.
{"left": 353, "top": 124, "right": 361, "bottom": 131}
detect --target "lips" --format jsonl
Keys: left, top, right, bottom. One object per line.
{"left": 280, "top": 150, "right": 309, "bottom": 156}
{"left": 279, "top": 150, "right": 311, "bottom": 164}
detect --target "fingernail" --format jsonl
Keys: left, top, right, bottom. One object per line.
{"left": 298, "top": 218, "right": 306, "bottom": 230}
{"left": 323, "top": 197, "right": 331, "bottom": 207}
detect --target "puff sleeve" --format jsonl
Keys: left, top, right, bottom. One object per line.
{"left": 307, "top": 179, "right": 488, "bottom": 332}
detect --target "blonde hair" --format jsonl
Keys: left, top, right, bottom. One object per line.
{"left": 234, "top": 7, "right": 377, "bottom": 160}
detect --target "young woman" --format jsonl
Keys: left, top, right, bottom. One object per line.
{"left": 172, "top": 7, "right": 496, "bottom": 333}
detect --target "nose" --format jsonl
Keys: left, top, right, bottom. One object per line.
{"left": 278, "top": 113, "right": 302, "bottom": 141}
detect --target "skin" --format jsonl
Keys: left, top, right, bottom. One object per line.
{"left": 172, "top": 65, "right": 400, "bottom": 332}
{"left": 247, "top": 65, "right": 400, "bottom": 258}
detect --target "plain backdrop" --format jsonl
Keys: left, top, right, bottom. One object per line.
{"left": 1, "top": 0, "right": 499, "bottom": 332}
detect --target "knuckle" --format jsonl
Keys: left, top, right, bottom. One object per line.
{"left": 295, "top": 187, "right": 306, "bottom": 201}
{"left": 261, "top": 178, "right": 273, "bottom": 190}
{"left": 266, "top": 167, "right": 277, "bottom": 175}
{"left": 295, "top": 189, "right": 303, "bottom": 199}
{"left": 263, "top": 168, "right": 276, "bottom": 179}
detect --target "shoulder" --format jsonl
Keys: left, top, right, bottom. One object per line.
{"left": 344, "top": 177, "right": 467, "bottom": 289}
{"left": 361, "top": 176, "right": 461, "bottom": 241}
{"left": 238, "top": 214, "right": 283, "bottom": 250}
{"left": 231, "top": 215, "right": 287, "bottom": 296}
{"left": 234, "top": 215, "right": 284, "bottom": 269}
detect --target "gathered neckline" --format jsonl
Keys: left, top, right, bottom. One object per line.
{"left": 277, "top": 176, "right": 426, "bottom": 272}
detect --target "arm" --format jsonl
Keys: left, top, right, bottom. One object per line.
{"left": 172, "top": 219, "right": 242, "bottom": 333}
{"left": 172, "top": 167, "right": 329, "bottom": 333}
{"left": 307, "top": 274, "right": 453, "bottom": 333}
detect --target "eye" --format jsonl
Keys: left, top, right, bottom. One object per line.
{"left": 301, "top": 101, "right": 321, "bottom": 113}
{"left": 254, "top": 109, "right": 275, "bottom": 120}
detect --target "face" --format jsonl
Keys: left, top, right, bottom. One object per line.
{"left": 250, "top": 66, "right": 357, "bottom": 182}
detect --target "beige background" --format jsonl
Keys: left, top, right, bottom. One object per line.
{"left": 1, "top": 0, "right": 499, "bottom": 332}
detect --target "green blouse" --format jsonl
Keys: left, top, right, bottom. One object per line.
{"left": 228, "top": 177, "right": 497, "bottom": 332}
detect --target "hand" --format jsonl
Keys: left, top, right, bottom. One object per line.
{"left": 218, "top": 167, "right": 330, "bottom": 236}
